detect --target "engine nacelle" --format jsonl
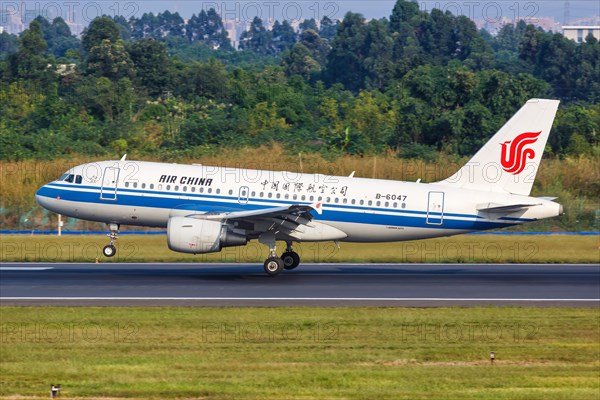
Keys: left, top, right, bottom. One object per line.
{"left": 167, "top": 217, "right": 247, "bottom": 254}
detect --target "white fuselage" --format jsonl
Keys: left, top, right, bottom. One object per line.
{"left": 35, "top": 160, "right": 562, "bottom": 243}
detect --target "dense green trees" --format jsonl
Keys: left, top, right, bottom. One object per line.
{"left": 185, "top": 9, "right": 231, "bottom": 50}
{"left": 0, "top": 32, "right": 18, "bottom": 57}
{"left": 0, "top": 0, "right": 598, "bottom": 161}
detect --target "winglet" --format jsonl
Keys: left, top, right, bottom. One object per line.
{"left": 120, "top": 154, "right": 127, "bottom": 161}
{"left": 310, "top": 202, "right": 323, "bottom": 215}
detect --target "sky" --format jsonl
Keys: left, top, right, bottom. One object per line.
{"left": 2, "top": 1, "right": 599, "bottom": 26}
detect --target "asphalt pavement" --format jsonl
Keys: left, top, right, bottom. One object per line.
{"left": 1, "top": 263, "right": 598, "bottom": 307}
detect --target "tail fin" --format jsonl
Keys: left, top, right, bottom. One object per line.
{"left": 437, "top": 99, "right": 560, "bottom": 196}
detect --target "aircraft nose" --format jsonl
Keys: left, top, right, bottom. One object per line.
{"left": 35, "top": 184, "right": 52, "bottom": 209}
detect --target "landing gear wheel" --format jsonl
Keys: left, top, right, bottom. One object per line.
{"left": 281, "top": 251, "right": 300, "bottom": 270}
{"left": 264, "top": 257, "right": 284, "bottom": 276}
{"left": 103, "top": 244, "right": 116, "bottom": 257}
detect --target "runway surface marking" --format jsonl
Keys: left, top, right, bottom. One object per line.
{"left": 0, "top": 267, "right": 54, "bottom": 271}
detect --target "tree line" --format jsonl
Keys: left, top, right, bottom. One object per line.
{"left": 0, "top": 0, "right": 598, "bottom": 161}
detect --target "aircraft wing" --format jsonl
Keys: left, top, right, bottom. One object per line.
{"left": 185, "top": 201, "right": 346, "bottom": 242}
{"left": 189, "top": 202, "right": 323, "bottom": 224}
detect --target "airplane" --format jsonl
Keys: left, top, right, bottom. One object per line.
{"left": 36, "top": 99, "right": 563, "bottom": 275}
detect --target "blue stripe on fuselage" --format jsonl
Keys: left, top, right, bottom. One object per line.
{"left": 36, "top": 185, "right": 527, "bottom": 231}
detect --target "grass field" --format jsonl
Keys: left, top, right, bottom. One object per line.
{"left": 1, "top": 234, "right": 598, "bottom": 263}
{"left": 0, "top": 307, "right": 598, "bottom": 399}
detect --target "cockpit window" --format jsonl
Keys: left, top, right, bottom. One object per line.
{"left": 60, "top": 174, "right": 82, "bottom": 183}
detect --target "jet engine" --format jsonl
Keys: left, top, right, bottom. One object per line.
{"left": 167, "top": 217, "right": 247, "bottom": 254}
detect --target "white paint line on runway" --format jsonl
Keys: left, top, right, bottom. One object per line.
{"left": 1, "top": 297, "right": 598, "bottom": 302}
{"left": 0, "top": 267, "right": 54, "bottom": 271}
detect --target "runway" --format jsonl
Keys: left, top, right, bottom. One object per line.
{"left": 1, "top": 263, "right": 598, "bottom": 307}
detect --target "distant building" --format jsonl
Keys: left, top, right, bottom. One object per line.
{"left": 477, "top": 16, "right": 561, "bottom": 35}
{"left": 563, "top": 26, "right": 600, "bottom": 43}
{"left": 0, "top": 10, "right": 25, "bottom": 34}
{"left": 522, "top": 17, "right": 561, "bottom": 33}
{"left": 66, "top": 21, "right": 84, "bottom": 37}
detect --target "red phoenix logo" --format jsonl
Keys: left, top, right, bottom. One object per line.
{"left": 500, "top": 131, "right": 541, "bottom": 174}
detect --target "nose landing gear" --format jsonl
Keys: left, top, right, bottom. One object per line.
{"left": 102, "top": 223, "right": 119, "bottom": 257}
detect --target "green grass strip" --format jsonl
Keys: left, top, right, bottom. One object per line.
{"left": 1, "top": 307, "right": 598, "bottom": 399}
{"left": 2, "top": 234, "right": 598, "bottom": 263}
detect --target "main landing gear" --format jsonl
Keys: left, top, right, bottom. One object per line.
{"left": 102, "top": 223, "right": 119, "bottom": 257}
{"left": 260, "top": 235, "right": 300, "bottom": 276}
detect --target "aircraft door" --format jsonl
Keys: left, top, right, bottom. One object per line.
{"left": 238, "top": 186, "right": 249, "bottom": 204}
{"left": 426, "top": 191, "right": 444, "bottom": 225}
{"left": 100, "top": 167, "right": 119, "bottom": 200}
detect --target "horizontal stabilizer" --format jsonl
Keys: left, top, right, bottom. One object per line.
{"left": 476, "top": 203, "right": 540, "bottom": 213}
{"left": 537, "top": 196, "right": 558, "bottom": 201}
